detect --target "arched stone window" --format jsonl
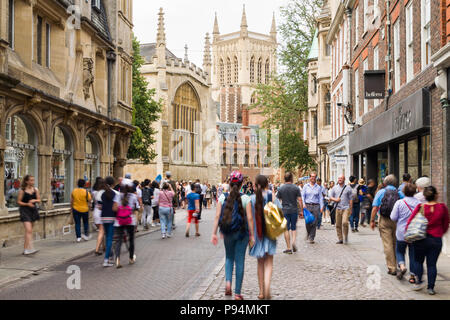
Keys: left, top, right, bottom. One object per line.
{"left": 84, "top": 135, "right": 100, "bottom": 189}
{"left": 4, "top": 115, "right": 38, "bottom": 208}
{"left": 324, "top": 90, "right": 331, "bottom": 126}
{"left": 254, "top": 155, "right": 261, "bottom": 168}
{"left": 250, "top": 56, "right": 255, "bottom": 83}
{"left": 244, "top": 154, "right": 250, "bottom": 167}
{"left": 173, "top": 83, "right": 200, "bottom": 164}
{"left": 51, "top": 126, "right": 73, "bottom": 204}
{"left": 257, "top": 58, "right": 262, "bottom": 83}
{"left": 219, "top": 59, "right": 224, "bottom": 86}
{"left": 233, "top": 153, "right": 238, "bottom": 166}
{"left": 227, "top": 57, "right": 232, "bottom": 84}
{"left": 221, "top": 152, "right": 227, "bottom": 166}
{"left": 233, "top": 56, "right": 239, "bottom": 83}
{"left": 265, "top": 59, "right": 270, "bottom": 84}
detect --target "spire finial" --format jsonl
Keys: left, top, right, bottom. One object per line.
{"left": 157, "top": 7, "right": 166, "bottom": 45}
{"left": 270, "top": 12, "right": 277, "bottom": 40}
{"left": 203, "top": 33, "right": 211, "bottom": 67}
{"left": 184, "top": 44, "right": 189, "bottom": 62}
{"left": 241, "top": 4, "right": 248, "bottom": 28}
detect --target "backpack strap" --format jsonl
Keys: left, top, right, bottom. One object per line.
{"left": 403, "top": 200, "right": 413, "bottom": 213}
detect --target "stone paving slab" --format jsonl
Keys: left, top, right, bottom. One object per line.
{"left": 197, "top": 219, "right": 450, "bottom": 300}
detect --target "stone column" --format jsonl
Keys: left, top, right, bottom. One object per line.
{"left": 73, "top": 151, "right": 85, "bottom": 188}
{"left": 37, "top": 145, "right": 53, "bottom": 210}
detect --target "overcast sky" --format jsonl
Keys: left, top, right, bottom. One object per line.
{"left": 133, "top": 0, "right": 288, "bottom": 67}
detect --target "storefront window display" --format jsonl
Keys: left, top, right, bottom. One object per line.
{"left": 378, "top": 151, "right": 388, "bottom": 184}
{"left": 407, "top": 139, "right": 419, "bottom": 181}
{"left": 4, "top": 116, "right": 37, "bottom": 208}
{"left": 51, "top": 126, "right": 72, "bottom": 204}
{"left": 84, "top": 135, "right": 99, "bottom": 189}
{"left": 421, "top": 135, "right": 430, "bottom": 177}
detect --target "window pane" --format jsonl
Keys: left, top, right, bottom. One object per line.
{"left": 399, "top": 143, "right": 405, "bottom": 178}
{"left": 407, "top": 138, "right": 419, "bottom": 181}
{"left": 52, "top": 127, "right": 71, "bottom": 203}
{"left": 421, "top": 135, "right": 430, "bottom": 177}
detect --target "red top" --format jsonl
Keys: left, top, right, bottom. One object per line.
{"left": 406, "top": 203, "right": 449, "bottom": 238}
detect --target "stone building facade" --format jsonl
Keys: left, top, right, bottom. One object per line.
{"left": 0, "top": 0, "right": 134, "bottom": 246}
{"left": 307, "top": 1, "right": 333, "bottom": 182}
{"left": 124, "top": 8, "right": 220, "bottom": 185}
{"left": 212, "top": 6, "right": 279, "bottom": 183}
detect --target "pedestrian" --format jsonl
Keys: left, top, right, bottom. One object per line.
{"left": 185, "top": 183, "right": 201, "bottom": 237}
{"left": 322, "top": 182, "right": 330, "bottom": 223}
{"left": 250, "top": 175, "right": 276, "bottom": 300}
{"left": 159, "top": 182, "right": 175, "bottom": 239}
{"left": 211, "top": 184, "right": 217, "bottom": 206}
{"left": 349, "top": 176, "right": 361, "bottom": 232}
{"left": 398, "top": 173, "right": 412, "bottom": 193}
{"left": 201, "top": 181, "right": 208, "bottom": 208}
{"left": 301, "top": 172, "right": 324, "bottom": 244}
{"left": 358, "top": 178, "right": 370, "bottom": 228}
{"left": 17, "top": 175, "right": 41, "bottom": 255}
{"left": 205, "top": 183, "right": 212, "bottom": 209}
{"left": 195, "top": 179, "right": 203, "bottom": 220}
{"left": 329, "top": 175, "right": 353, "bottom": 244}
{"left": 180, "top": 182, "right": 187, "bottom": 209}
{"left": 141, "top": 179, "right": 153, "bottom": 230}
{"left": 165, "top": 172, "right": 178, "bottom": 229}
{"left": 71, "top": 179, "right": 92, "bottom": 243}
{"left": 316, "top": 178, "right": 327, "bottom": 229}
{"left": 114, "top": 183, "right": 137, "bottom": 268}
{"left": 407, "top": 186, "right": 449, "bottom": 295}
{"left": 133, "top": 180, "right": 143, "bottom": 232}
{"left": 92, "top": 177, "right": 106, "bottom": 255}
{"left": 211, "top": 171, "right": 254, "bottom": 300}
{"left": 151, "top": 180, "right": 160, "bottom": 227}
{"left": 276, "top": 172, "right": 303, "bottom": 253}
{"left": 326, "top": 181, "right": 335, "bottom": 225}
{"left": 364, "top": 179, "right": 377, "bottom": 226}
{"left": 101, "top": 176, "right": 120, "bottom": 267}
{"left": 390, "top": 183, "right": 421, "bottom": 282}
{"left": 414, "top": 177, "right": 431, "bottom": 204}
{"left": 370, "top": 174, "right": 404, "bottom": 275}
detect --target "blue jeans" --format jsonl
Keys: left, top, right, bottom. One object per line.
{"left": 349, "top": 202, "right": 360, "bottom": 230}
{"left": 413, "top": 235, "right": 443, "bottom": 289}
{"left": 159, "top": 206, "right": 173, "bottom": 235}
{"left": 103, "top": 223, "right": 114, "bottom": 260}
{"left": 224, "top": 231, "right": 249, "bottom": 295}
{"left": 395, "top": 240, "right": 416, "bottom": 275}
{"left": 72, "top": 209, "right": 89, "bottom": 238}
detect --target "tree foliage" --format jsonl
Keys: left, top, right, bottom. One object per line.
{"left": 127, "top": 37, "right": 162, "bottom": 164}
{"left": 250, "top": 0, "right": 323, "bottom": 173}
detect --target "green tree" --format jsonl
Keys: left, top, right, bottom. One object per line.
{"left": 250, "top": 0, "right": 322, "bottom": 173}
{"left": 127, "top": 37, "right": 162, "bottom": 163}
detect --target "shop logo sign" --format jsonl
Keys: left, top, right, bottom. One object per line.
{"left": 393, "top": 107, "right": 412, "bottom": 136}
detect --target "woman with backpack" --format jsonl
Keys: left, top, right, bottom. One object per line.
{"left": 101, "top": 177, "right": 120, "bottom": 267}
{"left": 71, "top": 179, "right": 92, "bottom": 243}
{"left": 211, "top": 171, "right": 254, "bottom": 300}
{"left": 406, "top": 186, "right": 449, "bottom": 295}
{"left": 114, "top": 183, "right": 138, "bottom": 268}
{"left": 151, "top": 181, "right": 160, "bottom": 227}
{"left": 250, "top": 175, "right": 276, "bottom": 300}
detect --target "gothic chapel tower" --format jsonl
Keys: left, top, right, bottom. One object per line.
{"left": 212, "top": 6, "right": 278, "bottom": 125}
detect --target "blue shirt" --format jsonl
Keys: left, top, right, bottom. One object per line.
{"left": 186, "top": 192, "right": 200, "bottom": 211}
{"left": 301, "top": 183, "right": 324, "bottom": 210}
{"left": 372, "top": 185, "right": 405, "bottom": 208}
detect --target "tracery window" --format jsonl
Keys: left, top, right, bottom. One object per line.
{"left": 257, "top": 58, "right": 262, "bottom": 83}
{"left": 250, "top": 56, "right": 255, "bottom": 83}
{"left": 84, "top": 135, "right": 100, "bottom": 190}
{"left": 173, "top": 83, "right": 200, "bottom": 164}
{"left": 51, "top": 126, "right": 73, "bottom": 204}
{"left": 227, "top": 58, "right": 232, "bottom": 84}
{"left": 219, "top": 59, "right": 224, "bottom": 86}
{"left": 265, "top": 59, "right": 270, "bottom": 84}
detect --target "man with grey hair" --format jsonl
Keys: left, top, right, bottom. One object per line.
{"left": 370, "top": 174, "right": 404, "bottom": 275}
{"left": 414, "top": 177, "right": 431, "bottom": 204}
{"left": 329, "top": 175, "right": 353, "bottom": 244}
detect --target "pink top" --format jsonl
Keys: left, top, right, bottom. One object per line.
{"left": 159, "top": 190, "right": 174, "bottom": 208}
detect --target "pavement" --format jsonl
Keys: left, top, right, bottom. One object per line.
{"left": 0, "top": 207, "right": 449, "bottom": 300}
{"left": 195, "top": 219, "right": 450, "bottom": 300}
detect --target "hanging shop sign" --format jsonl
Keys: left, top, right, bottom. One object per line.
{"left": 364, "top": 70, "right": 385, "bottom": 99}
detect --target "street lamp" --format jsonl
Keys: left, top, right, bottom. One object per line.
{"left": 337, "top": 102, "right": 355, "bottom": 126}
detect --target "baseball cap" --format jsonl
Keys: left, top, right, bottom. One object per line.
{"left": 124, "top": 173, "right": 132, "bottom": 179}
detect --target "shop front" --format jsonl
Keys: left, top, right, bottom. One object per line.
{"left": 349, "top": 89, "right": 431, "bottom": 184}
{"left": 328, "top": 134, "right": 351, "bottom": 183}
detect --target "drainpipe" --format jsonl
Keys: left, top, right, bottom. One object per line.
{"left": 385, "top": 0, "right": 392, "bottom": 111}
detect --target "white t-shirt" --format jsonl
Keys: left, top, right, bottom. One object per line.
{"left": 185, "top": 185, "right": 192, "bottom": 195}
{"left": 115, "top": 193, "right": 138, "bottom": 227}
{"left": 152, "top": 188, "right": 160, "bottom": 207}
{"left": 93, "top": 190, "right": 105, "bottom": 217}
{"left": 201, "top": 184, "right": 207, "bottom": 195}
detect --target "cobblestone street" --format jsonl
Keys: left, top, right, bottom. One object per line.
{"left": 197, "top": 219, "right": 450, "bottom": 300}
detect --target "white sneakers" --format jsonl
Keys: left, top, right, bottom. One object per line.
{"left": 23, "top": 248, "right": 39, "bottom": 255}
{"left": 76, "top": 238, "right": 82, "bottom": 243}
{"left": 81, "top": 234, "right": 91, "bottom": 241}
{"left": 103, "top": 259, "right": 114, "bottom": 267}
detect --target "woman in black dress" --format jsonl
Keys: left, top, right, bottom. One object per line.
{"left": 17, "top": 175, "right": 41, "bottom": 255}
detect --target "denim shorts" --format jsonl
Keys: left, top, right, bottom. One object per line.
{"left": 285, "top": 212, "right": 298, "bottom": 231}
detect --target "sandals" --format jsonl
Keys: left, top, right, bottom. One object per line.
{"left": 235, "top": 294, "right": 244, "bottom": 300}
{"left": 225, "top": 283, "right": 232, "bottom": 296}
{"left": 409, "top": 275, "right": 416, "bottom": 284}
{"left": 258, "top": 294, "right": 264, "bottom": 300}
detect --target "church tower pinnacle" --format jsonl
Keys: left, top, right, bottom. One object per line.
{"left": 240, "top": 5, "right": 248, "bottom": 38}
{"left": 156, "top": 8, "right": 166, "bottom": 68}
{"left": 203, "top": 33, "right": 212, "bottom": 83}
{"left": 213, "top": 12, "right": 220, "bottom": 43}
{"left": 270, "top": 12, "right": 277, "bottom": 42}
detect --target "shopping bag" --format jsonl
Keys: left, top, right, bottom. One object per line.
{"left": 303, "top": 208, "right": 315, "bottom": 225}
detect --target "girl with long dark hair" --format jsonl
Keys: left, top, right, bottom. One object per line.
{"left": 92, "top": 177, "right": 106, "bottom": 255}
{"left": 101, "top": 176, "right": 119, "bottom": 267}
{"left": 17, "top": 175, "right": 41, "bottom": 255}
{"left": 211, "top": 171, "right": 254, "bottom": 300}
{"left": 250, "top": 175, "right": 276, "bottom": 299}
